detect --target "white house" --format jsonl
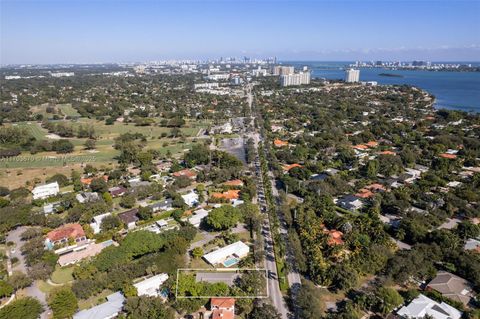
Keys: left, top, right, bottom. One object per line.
{"left": 182, "top": 191, "right": 199, "bottom": 207}
{"left": 188, "top": 208, "right": 210, "bottom": 228}
{"left": 32, "top": 182, "right": 59, "bottom": 200}
{"left": 73, "top": 292, "right": 125, "bottom": 319}
{"left": 397, "top": 294, "right": 462, "bottom": 319}
{"left": 133, "top": 273, "right": 169, "bottom": 297}
{"left": 90, "top": 213, "right": 112, "bottom": 234}
{"left": 203, "top": 241, "right": 250, "bottom": 266}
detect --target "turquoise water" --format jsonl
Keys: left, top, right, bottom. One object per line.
{"left": 223, "top": 257, "right": 239, "bottom": 267}
{"left": 285, "top": 61, "right": 480, "bottom": 113}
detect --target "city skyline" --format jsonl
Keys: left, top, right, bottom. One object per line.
{"left": 1, "top": 0, "right": 480, "bottom": 64}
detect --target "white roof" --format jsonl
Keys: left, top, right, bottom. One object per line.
{"left": 73, "top": 292, "right": 124, "bottom": 319}
{"left": 156, "top": 219, "right": 168, "bottom": 227}
{"left": 133, "top": 273, "right": 169, "bottom": 297}
{"left": 464, "top": 238, "right": 480, "bottom": 251}
{"left": 90, "top": 213, "right": 112, "bottom": 234}
{"left": 203, "top": 241, "right": 249, "bottom": 265}
{"left": 32, "top": 182, "right": 59, "bottom": 199}
{"left": 188, "top": 208, "right": 210, "bottom": 227}
{"left": 397, "top": 294, "right": 462, "bottom": 319}
{"left": 182, "top": 191, "right": 199, "bottom": 207}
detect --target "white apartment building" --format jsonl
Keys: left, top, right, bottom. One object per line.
{"left": 205, "top": 74, "right": 230, "bottom": 81}
{"left": 273, "top": 65, "right": 294, "bottom": 76}
{"left": 194, "top": 82, "right": 219, "bottom": 89}
{"left": 51, "top": 72, "right": 74, "bottom": 77}
{"left": 32, "top": 182, "right": 60, "bottom": 200}
{"left": 345, "top": 69, "right": 360, "bottom": 83}
{"left": 279, "top": 72, "right": 311, "bottom": 87}
{"left": 252, "top": 67, "right": 268, "bottom": 77}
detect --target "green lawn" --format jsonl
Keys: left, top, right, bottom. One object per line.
{"left": 50, "top": 266, "right": 74, "bottom": 284}
{"left": 78, "top": 289, "right": 113, "bottom": 310}
{"left": 14, "top": 122, "right": 48, "bottom": 140}
{"left": 189, "top": 257, "right": 212, "bottom": 269}
{"left": 57, "top": 104, "right": 81, "bottom": 117}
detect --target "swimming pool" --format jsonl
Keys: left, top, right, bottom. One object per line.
{"left": 223, "top": 257, "right": 239, "bottom": 267}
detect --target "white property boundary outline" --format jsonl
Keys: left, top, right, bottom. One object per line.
{"left": 175, "top": 268, "right": 269, "bottom": 299}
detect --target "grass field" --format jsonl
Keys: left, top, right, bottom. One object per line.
{"left": 57, "top": 104, "right": 81, "bottom": 117}
{"left": 13, "top": 122, "right": 48, "bottom": 140}
{"left": 1, "top": 117, "right": 209, "bottom": 188}
{"left": 50, "top": 266, "right": 74, "bottom": 284}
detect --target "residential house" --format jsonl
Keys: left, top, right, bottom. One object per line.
{"left": 173, "top": 169, "right": 197, "bottom": 180}
{"left": 188, "top": 208, "right": 210, "bottom": 228}
{"left": 426, "top": 271, "right": 474, "bottom": 306}
{"left": 210, "top": 298, "right": 235, "bottom": 319}
{"left": 133, "top": 273, "right": 169, "bottom": 297}
{"left": 32, "top": 182, "right": 59, "bottom": 200}
{"left": 274, "top": 139, "right": 289, "bottom": 148}
{"left": 203, "top": 241, "right": 249, "bottom": 267}
{"left": 182, "top": 191, "right": 199, "bottom": 207}
{"left": 90, "top": 213, "right": 112, "bottom": 234}
{"left": 336, "top": 195, "right": 364, "bottom": 211}
{"left": 80, "top": 175, "right": 108, "bottom": 186}
{"left": 129, "top": 179, "right": 151, "bottom": 188}
{"left": 76, "top": 192, "right": 99, "bottom": 204}
{"left": 148, "top": 198, "right": 173, "bottom": 212}
{"left": 211, "top": 190, "right": 240, "bottom": 202}
{"left": 43, "top": 202, "right": 62, "bottom": 215}
{"left": 118, "top": 209, "right": 139, "bottom": 229}
{"left": 73, "top": 292, "right": 125, "bottom": 319}
{"left": 397, "top": 294, "right": 462, "bottom": 319}
{"left": 464, "top": 238, "right": 480, "bottom": 253}
{"left": 323, "top": 227, "right": 344, "bottom": 246}
{"left": 282, "top": 163, "right": 302, "bottom": 173}
{"left": 108, "top": 186, "right": 127, "bottom": 198}
{"left": 45, "top": 223, "right": 86, "bottom": 250}
{"left": 58, "top": 240, "right": 115, "bottom": 267}
{"left": 155, "top": 161, "right": 172, "bottom": 173}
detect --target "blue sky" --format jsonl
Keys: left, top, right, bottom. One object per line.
{"left": 1, "top": 0, "right": 479, "bottom": 64}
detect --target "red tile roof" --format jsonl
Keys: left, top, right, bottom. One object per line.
{"left": 173, "top": 169, "right": 197, "bottom": 179}
{"left": 274, "top": 139, "right": 289, "bottom": 147}
{"left": 352, "top": 144, "right": 369, "bottom": 150}
{"left": 47, "top": 223, "right": 85, "bottom": 242}
{"left": 379, "top": 150, "right": 396, "bottom": 155}
{"left": 440, "top": 153, "right": 457, "bottom": 159}
{"left": 212, "top": 190, "right": 240, "bottom": 200}
{"left": 322, "top": 226, "right": 344, "bottom": 246}
{"left": 81, "top": 175, "right": 108, "bottom": 185}
{"left": 211, "top": 298, "right": 235, "bottom": 309}
{"left": 365, "top": 141, "right": 378, "bottom": 148}
{"left": 212, "top": 309, "right": 234, "bottom": 319}
{"left": 355, "top": 189, "right": 375, "bottom": 198}
{"left": 283, "top": 163, "right": 302, "bottom": 172}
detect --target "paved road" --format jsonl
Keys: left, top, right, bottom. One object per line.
{"left": 246, "top": 86, "right": 291, "bottom": 319}
{"left": 7, "top": 227, "right": 52, "bottom": 319}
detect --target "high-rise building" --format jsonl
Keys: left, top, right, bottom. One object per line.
{"left": 280, "top": 72, "right": 311, "bottom": 87}
{"left": 345, "top": 69, "right": 360, "bottom": 83}
{"left": 273, "top": 66, "right": 295, "bottom": 76}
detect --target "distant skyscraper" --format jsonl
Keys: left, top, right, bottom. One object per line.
{"left": 345, "top": 69, "right": 360, "bottom": 83}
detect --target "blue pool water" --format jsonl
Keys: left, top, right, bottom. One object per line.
{"left": 223, "top": 257, "right": 239, "bottom": 267}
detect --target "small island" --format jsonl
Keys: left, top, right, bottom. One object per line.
{"left": 378, "top": 72, "right": 404, "bottom": 78}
